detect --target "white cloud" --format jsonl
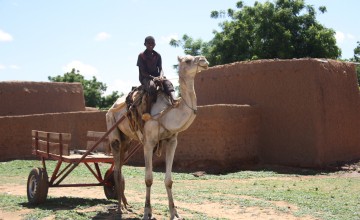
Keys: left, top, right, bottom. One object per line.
{"left": 0, "top": 64, "right": 20, "bottom": 70}
{"left": 95, "top": 32, "right": 111, "bottom": 41}
{"left": 335, "top": 31, "right": 345, "bottom": 43}
{"left": 106, "top": 80, "right": 140, "bottom": 95}
{"left": 106, "top": 78, "right": 138, "bottom": 95}
{"left": 0, "top": 29, "right": 13, "bottom": 42}
{"left": 336, "top": 31, "right": 358, "bottom": 44}
{"left": 62, "top": 60, "right": 99, "bottom": 79}
{"left": 9, "top": 65, "right": 20, "bottom": 69}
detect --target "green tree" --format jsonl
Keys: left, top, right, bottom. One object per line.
{"left": 100, "top": 91, "right": 121, "bottom": 110}
{"left": 352, "top": 41, "right": 360, "bottom": 86}
{"left": 170, "top": 34, "right": 206, "bottom": 56}
{"left": 48, "top": 68, "right": 122, "bottom": 109}
{"left": 171, "top": 0, "right": 341, "bottom": 66}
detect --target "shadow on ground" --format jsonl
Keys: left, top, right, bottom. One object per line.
{"left": 20, "top": 197, "right": 147, "bottom": 220}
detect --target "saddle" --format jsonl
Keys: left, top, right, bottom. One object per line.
{"left": 125, "top": 79, "right": 165, "bottom": 132}
{"left": 125, "top": 86, "right": 145, "bottom": 132}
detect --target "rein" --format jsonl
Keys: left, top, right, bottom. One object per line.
{"left": 178, "top": 61, "right": 200, "bottom": 115}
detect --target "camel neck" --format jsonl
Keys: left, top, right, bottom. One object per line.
{"left": 157, "top": 74, "right": 197, "bottom": 134}
{"left": 179, "top": 75, "right": 197, "bottom": 113}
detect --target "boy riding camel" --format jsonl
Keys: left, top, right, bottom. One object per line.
{"left": 137, "top": 36, "right": 179, "bottom": 121}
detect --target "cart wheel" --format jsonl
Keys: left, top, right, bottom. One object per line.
{"left": 103, "top": 169, "right": 118, "bottom": 200}
{"left": 27, "top": 167, "right": 49, "bottom": 204}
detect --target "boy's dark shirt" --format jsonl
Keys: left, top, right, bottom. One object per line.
{"left": 137, "top": 49, "right": 162, "bottom": 83}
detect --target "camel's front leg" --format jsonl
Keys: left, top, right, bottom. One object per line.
{"left": 143, "top": 141, "right": 154, "bottom": 220}
{"left": 164, "top": 135, "right": 182, "bottom": 219}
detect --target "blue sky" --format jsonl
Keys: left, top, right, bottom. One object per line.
{"left": 1, "top": 0, "right": 359, "bottom": 95}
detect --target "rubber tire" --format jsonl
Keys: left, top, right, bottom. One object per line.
{"left": 27, "top": 167, "right": 49, "bottom": 205}
{"left": 103, "top": 169, "right": 118, "bottom": 200}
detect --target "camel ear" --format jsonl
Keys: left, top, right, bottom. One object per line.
{"left": 177, "top": 56, "right": 183, "bottom": 62}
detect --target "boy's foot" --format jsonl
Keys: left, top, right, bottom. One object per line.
{"left": 172, "top": 99, "right": 180, "bottom": 107}
{"left": 142, "top": 113, "right": 151, "bottom": 121}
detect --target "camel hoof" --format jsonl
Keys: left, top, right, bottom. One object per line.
{"left": 172, "top": 214, "right": 182, "bottom": 220}
{"left": 170, "top": 209, "right": 182, "bottom": 220}
{"left": 116, "top": 203, "right": 130, "bottom": 214}
{"left": 117, "top": 207, "right": 123, "bottom": 214}
{"left": 142, "top": 113, "right": 152, "bottom": 121}
{"left": 143, "top": 213, "right": 152, "bottom": 220}
{"left": 143, "top": 207, "right": 152, "bottom": 220}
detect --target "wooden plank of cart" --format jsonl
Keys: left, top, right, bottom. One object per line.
{"left": 27, "top": 116, "right": 142, "bottom": 204}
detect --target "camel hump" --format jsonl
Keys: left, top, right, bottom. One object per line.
{"left": 109, "top": 96, "right": 127, "bottom": 113}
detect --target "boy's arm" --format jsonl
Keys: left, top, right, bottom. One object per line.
{"left": 159, "top": 68, "right": 164, "bottom": 78}
{"left": 158, "top": 54, "right": 163, "bottom": 78}
{"left": 139, "top": 67, "right": 154, "bottom": 79}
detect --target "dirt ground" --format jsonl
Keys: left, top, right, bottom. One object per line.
{"left": 0, "top": 184, "right": 318, "bottom": 220}
{"left": 1, "top": 162, "right": 359, "bottom": 220}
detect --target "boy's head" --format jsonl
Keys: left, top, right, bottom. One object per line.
{"left": 144, "top": 36, "right": 156, "bottom": 50}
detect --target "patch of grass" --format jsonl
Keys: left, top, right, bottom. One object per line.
{"left": 22, "top": 197, "right": 114, "bottom": 220}
{"left": 0, "top": 194, "right": 27, "bottom": 211}
{"left": 0, "top": 160, "right": 359, "bottom": 220}
{"left": 172, "top": 175, "right": 360, "bottom": 220}
{"left": 0, "top": 193, "right": 118, "bottom": 220}
{"left": 242, "top": 177, "right": 360, "bottom": 220}
{"left": 0, "top": 159, "right": 114, "bottom": 185}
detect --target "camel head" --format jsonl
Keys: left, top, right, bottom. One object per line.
{"left": 177, "top": 55, "right": 209, "bottom": 77}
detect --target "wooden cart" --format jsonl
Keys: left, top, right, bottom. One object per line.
{"left": 27, "top": 117, "right": 142, "bottom": 204}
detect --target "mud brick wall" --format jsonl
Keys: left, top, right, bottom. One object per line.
{"left": 0, "top": 81, "right": 85, "bottom": 116}
{"left": 127, "top": 104, "right": 261, "bottom": 173}
{"left": 0, "top": 111, "right": 107, "bottom": 161}
{"left": 0, "top": 104, "right": 261, "bottom": 173}
{"left": 195, "top": 59, "right": 360, "bottom": 167}
{"left": 1, "top": 59, "right": 359, "bottom": 170}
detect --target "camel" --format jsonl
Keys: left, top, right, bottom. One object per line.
{"left": 105, "top": 55, "right": 209, "bottom": 219}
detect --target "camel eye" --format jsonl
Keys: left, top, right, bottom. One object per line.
{"left": 185, "top": 59, "right": 192, "bottom": 64}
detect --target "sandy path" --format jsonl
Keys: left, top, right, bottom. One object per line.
{"left": 0, "top": 183, "right": 319, "bottom": 220}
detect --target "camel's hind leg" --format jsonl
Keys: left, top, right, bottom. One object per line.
{"left": 163, "top": 134, "right": 182, "bottom": 219}
{"left": 106, "top": 111, "right": 121, "bottom": 147}
{"left": 106, "top": 111, "right": 128, "bottom": 212}
{"left": 110, "top": 138, "right": 129, "bottom": 212}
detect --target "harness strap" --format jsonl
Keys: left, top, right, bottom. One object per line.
{"left": 125, "top": 113, "right": 143, "bottom": 144}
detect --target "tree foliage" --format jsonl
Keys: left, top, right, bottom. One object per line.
{"left": 170, "top": 34, "right": 206, "bottom": 56}
{"left": 171, "top": 0, "right": 341, "bottom": 66}
{"left": 352, "top": 41, "right": 360, "bottom": 86}
{"left": 48, "top": 68, "right": 122, "bottom": 109}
